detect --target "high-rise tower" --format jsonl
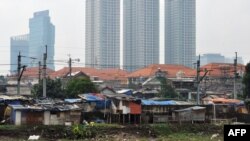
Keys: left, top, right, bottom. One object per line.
{"left": 10, "top": 34, "right": 29, "bottom": 74}
{"left": 85, "top": 0, "right": 120, "bottom": 69}
{"left": 29, "top": 10, "right": 55, "bottom": 70}
{"left": 165, "top": 0, "right": 196, "bottom": 68}
{"left": 123, "top": 0, "right": 159, "bottom": 71}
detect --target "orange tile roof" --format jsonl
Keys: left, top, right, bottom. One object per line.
{"left": 49, "top": 67, "right": 129, "bottom": 81}
{"left": 199, "top": 63, "right": 245, "bottom": 78}
{"left": 22, "top": 67, "right": 54, "bottom": 78}
{"left": 127, "top": 64, "right": 195, "bottom": 78}
{"left": 49, "top": 67, "right": 98, "bottom": 79}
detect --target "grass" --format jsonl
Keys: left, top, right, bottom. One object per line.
{"left": 0, "top": 123, "right": 224, "bottom": 141}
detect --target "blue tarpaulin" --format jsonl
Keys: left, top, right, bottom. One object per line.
{"left": 79, "top": 93, "right": 111, "bottom": 109}
{"left": 141, "top": 100, "right": 176, "bottom": 105}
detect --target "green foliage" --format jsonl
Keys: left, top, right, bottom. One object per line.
{"left": 243, "top": 63, "right": 250, "bottom": 98}
{"left": 71, "top": 124, "right": 96, "bottom": 139}
{"left": 65, "top": 78, "right": 98, "bottom": 98}
{"left": 31, "top": 78, "right": 65, "bottom": 98}
{"left": 157, "top": 77, "right": 178, "bottom": 98}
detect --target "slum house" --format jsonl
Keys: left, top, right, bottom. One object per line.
{"left": 78, "top": 93, "right": 111, "bottom": 123}
{"left": 100, "top": 87, "right": 116, "bottom": 95}
{"left": 35, "top": 98, "right": 82, "bottom": 125}
{"left": 103, "top": 93, "right": 141, "bottom": 124}
{"left": 132, "top": 88, "right": 159, "bottom": 99}
{"left": 140, "top": 99, "right": 224, "bottom": 123}
{"left": 0, "top": 95, "right": 31, "bottom": 123}
{"left": 7, "top": 98, "right": 82, "bottom": 125}
{"left": 172, "top": 106, "right": 206, "bottom": 123}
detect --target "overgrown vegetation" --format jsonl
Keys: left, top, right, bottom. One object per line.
{"left": 65, "top": 78, "right": 98, "bottom": 98}
{"left": 31, "top": 77, "right": 98, "bottom": 98}
{"left": 0, "top": 124, "right": 224, "bottom": 141}
{"left": 32, "top": 78, "right": 65, "bottom": 98}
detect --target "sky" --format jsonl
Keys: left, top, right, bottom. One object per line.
{"left": 0, "top": 0, "right": 250, "bottom": 74}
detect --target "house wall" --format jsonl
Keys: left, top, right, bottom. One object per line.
{"left": 44, "top": 111, "right": 50, "bottom": 125}
{"left": 129, "top": 102, "right": 141, "bottom": 114}
{"left": 15, "top": 110, "right": 21, "bottom": 125}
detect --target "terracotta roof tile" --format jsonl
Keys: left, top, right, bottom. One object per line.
{"left": 127, "top": 64, "right": 195, "bottom": 78}
{"left": 49, "top": 67, "right": 128, "bottom": 81}
{"left": 22, "top": 67, "right": 54, "bottom": 78}
{"left": 199, "top": 63, "right": 245, "bottom": 78}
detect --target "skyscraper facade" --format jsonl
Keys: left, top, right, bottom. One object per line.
{"left": 165, "top": 0, "right": 196, "bottom": 68}
{"left": 10, "top": 34, "right": 29, "bottom": 74}
{"left": 123, "top": 0, "right": 159, "bottom": 72}
{"left": 29, "top": 10, "right": 55, "bottom": 70}
{"left": 85, "top": 0, "right": 120, "bottom": 69}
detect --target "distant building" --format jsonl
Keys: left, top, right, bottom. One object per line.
{"left": 199, "top": 53, "right": 244, "bottom": 66}
{"left": 165, "top": 0, "right": 196, "bottom": 68}
{"left": 200, "top": 54, "right": 225, "bottom": 66}
{"left": 123, "top": 0, "right": 159, "bottom": 72}
{"left": 10, "top": 34, "right": 29, "bottom": 74}
{"left": 29, "top": 10, "right": 55, "bottom": 70}
{"left": 225, "top": 57, "right": 244, "bottom": 65}
{"left": 85, "top": 0, "right": 120, "bottom": 69}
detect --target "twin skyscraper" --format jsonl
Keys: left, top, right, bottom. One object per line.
{"left": 85, "top": 0, "right": 196, "bottom": 72}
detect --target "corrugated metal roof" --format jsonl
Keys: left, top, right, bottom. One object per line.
{"left": 141, "top": 100, "right": 176, "bottom": 105}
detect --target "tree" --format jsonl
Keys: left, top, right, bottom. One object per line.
{"left": 157, "top": 76, "right": 178, "bottom": 98}
{"left": 243, "top": 63, "right": 250, "bottom": 98}
{"left": 32, "top": 78, "right": 65, "bottom": 98}
{"left": 65, "top": 78, "right": 98, "bottom": 98}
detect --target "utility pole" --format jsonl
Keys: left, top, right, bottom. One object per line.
{"left": 196, "top": 55, "right": 201, "bottom": 105}
{"left": 43, "top": 45, "right": 47, "bottom": 97}
{"left": 68, "top": 56, "right": 80, "bottom": 78}
{"left": 38, "top": 61, "right": 41, "bottom": 81}
{"left": 233, "top": 52, "right": 237, "bottom": 99}
{"left": 17, "top": 52, "right": 21, "bottom": 95}
{"left": 69, "top": 57, "right": 72, "bottom": 78}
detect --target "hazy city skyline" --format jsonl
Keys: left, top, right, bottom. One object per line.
{"left": 1, "top": 0, "right": 250, "bottom": 74}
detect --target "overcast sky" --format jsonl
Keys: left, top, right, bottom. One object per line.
{"left": 0, "top": 0, "right": 250, "bottom": 74}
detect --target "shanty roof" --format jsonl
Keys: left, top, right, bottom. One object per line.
{"left": 141, "top": 100, "right": 176, "bottom": 105}
{"left": 78, "top": 93, "right": 105, "bottom": 101}
{"left": 64, "top": 99, "right": 82, "bottom": 103}
{"left": 0, "top": 95, "right": 30, "bottom": 101}
{"left": 174, "top": 106, "right": 206, "bottom": 112}
{"left": 127, "top": 64, "right": 195, "bottom": 78}
{"left": 104, "top": 93, "right": 136, "bottom": 101}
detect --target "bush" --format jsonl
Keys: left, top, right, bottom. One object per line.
{"left": 71, "top": 124, "right": 96, "bottom": 139}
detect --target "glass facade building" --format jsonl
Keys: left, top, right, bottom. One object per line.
{"left": 123, "top": 0, "right": 159, "bottom": 72}
{"left": 165, "top": 0, "right": 196, "bottom": 68}
{"left": 29, "top": 10, "right": 55, "bottom": 70}
{"left": 85, "top": 0, "right": 120, "bottom": 69}
{"left": 10, "top": 34, "right": 29, "bottom": 74}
